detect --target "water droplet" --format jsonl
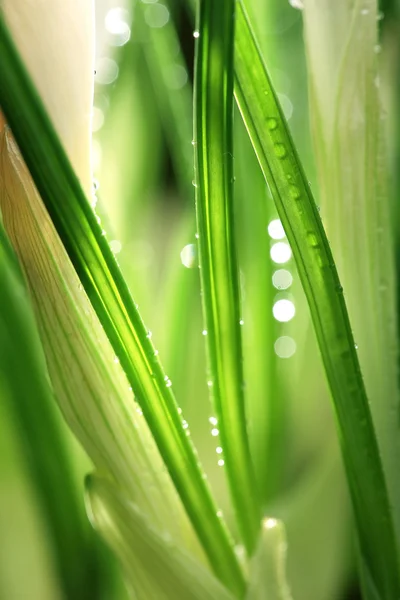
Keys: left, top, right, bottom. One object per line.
{"left": 306, "top": 231, "right": 319, "bottom": 250}
{"left": 374, "top": 44, "right": 382, "bottom": 54}
{"left": 180, "top": 243, "right": 197, "bottom": 268}
{"left": 361, "top": 8, "right": 369, "bottom": 15}
{"left": 191, "top": 139, "right": 196, "bottom": 146}
{"left": 136, "top": 406, "right": 143, "bottom": 416}
{"left": 216, "top": 446, "right": 223, "bottom": 454}
{"left": 128, "top": 386, "right": 133, "bottom": 391}
{"left": 202, "top": 329, "right": 208, "bottom": 336}
{"left": 268, "top": 219, "right": 285, "bottom": 240}
{"left": 274, "top": 143, "right": 287, "bottom": 159}
{"left": 216, "top": 510, "right": 223, "bottom": 518}
{"left": 274, "top": 336, "right": 296, "bottom": 358}
{"left": 234, "top": 544, "right": 245, "bottom": 560}
{"left": 144, "top": 4, "right": 170, "bottom": 28}
{"left": 270, "top": 242, "right": 292, "bottom": 264}
{"left": 354, "top": 343, "right": 358, "bottom": 350}
{"left": 95, "top": 57, "right": 119, "bottom": 85}
{"left": 288, "top": 0, "right": 303, "bottom": 9}
{"left": 207, "top": 380, "right": 213, "bottom": 388}
{"left": 211, "top": 428, "right": 219, "bottom": 437}
{"left": 278, "top": 93, "right": 293, "bottom": 121}
{"left": 166, "top": 380, "right": 172, "bottom": 388}
{"left": 192, "top": 180, "right": 197, "bottom": 188}
{"left": 289, "top": 185, "right": 301, "bottom": 200}
{"left": 78, "top": 284, "right": 83, "bottom": 291}
{"left": 273, "top": 299, "right": 295, "bottom": 322}
{"left": 114, "top": 356, "right": 120, "bottom": 364}
{"left": 218, "top": 459, "right": 225, "bottom": 466}
{"left": 272, "top": 269, "right": 293, "bottom": 290}
{"left": 182, "top": 420, "right": 189, "bottom": 429}
{"left": 239, "top": 319, "right": 244, "bottom": 325}
{"left": 109, "top": 239, "right": 122, "bottom": 254}
{"left": 267, "top": 118, "right": 278, "bottom": 131}
{"left": 195, "top": 232, "right": 200, "bottom": 240}
{"left": 193, "top": 30, "right": 200, "bottom": 38}
{"left": 154, "top": 349, "right": 159, "bottom": 356}
{"left": 263, "top": 518, "right": 278, "bottom": 529}
{"left": 209, "top": 416, "right": 218, "bottom": 425}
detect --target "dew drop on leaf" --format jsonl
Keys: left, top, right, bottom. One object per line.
{"left": 274, "top": 143, "right": 287, "bottom": 159}
{"left": 267, "top": 117, "right": 278, "bottom": 131}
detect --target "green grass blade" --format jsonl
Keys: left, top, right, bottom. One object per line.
{"left": 0, "top": 225, "right": 101, "bottom": 600}
{"left": 233, "top": 2, "right": 400, "bottom": 596}
{"left": 193, "top": 0, "right": 260, "bottom": 554}
{"left": 86, "top": 474, "right": 235, "bottom": 600}
{"left": 0, "top": 20, "right": 244, "bottom": 594}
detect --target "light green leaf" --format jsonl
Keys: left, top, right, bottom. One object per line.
{"left": 86, "top": 474, "right": 235, "bottom": 600}
{"left": 301, "top": 0, "right": 400, "bottom": 548}
{"left": 246, "top": 518, "right": 292, "bottom": 600}
{"left": 0, "top": 226, "right": 96, "bottom": 599}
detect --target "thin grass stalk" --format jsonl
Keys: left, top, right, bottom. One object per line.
{"left": 193, "top": 0, "right": 260, "bottom": 554}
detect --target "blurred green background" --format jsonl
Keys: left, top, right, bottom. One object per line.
{"left": 1, "top": 0, "right": 399, "bottom": 598}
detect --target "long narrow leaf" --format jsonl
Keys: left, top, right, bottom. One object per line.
{"left": 0, "top": 224, "right": 101, "bottom": 600}
{"left": 301, "top": 0, "right": 400, "bottom": 547}
{"left": 193, "top": 0, "right": 260, "bottom": 554}
{"left": 233, "top": 2, "right": 400, "bottom": 596}
{"left": 86, "top": 474, "right": 235, "bottom": 600}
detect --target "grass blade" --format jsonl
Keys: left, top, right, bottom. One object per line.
{"left": 193, "top": 0, "right": 260, "bottom": 554}
{"left": 246, "top": 518, "right": 292, "bottom": 600}
{"left": 0, "top": 225, "right": 101, "bottom": 600}
{"left": 0, "top": 21, "right": 244, "bottom": 593}
{"left": 233, "top": 2, "right": 400, "bottom": 596}
{"left": 301, "top": 0, "right": 400, "bottom": 546}
{"left": 86, "top": 474, "right": 235, "bottom": 600}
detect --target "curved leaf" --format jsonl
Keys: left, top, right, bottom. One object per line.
{"left": 86, "top": 474, "right": 235, "bottom": 600}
